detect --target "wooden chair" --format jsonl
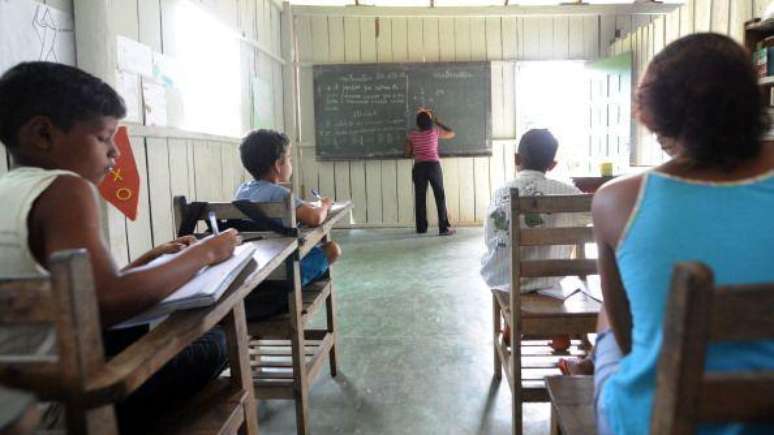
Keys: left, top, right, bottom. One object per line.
{"left": 174, "top": 194, "right": 338, "bottom": 435}
{"left": 651, "top": 261, "right": 774, "bottom": 434}
{"left": 546, "top": 262, "right": 774, "bottom": 435}
{"left": 0, "top": 249, "right": 260, "bottom": 435}
{"left": 492, "top": 188, "right": 600, "bottom": 435}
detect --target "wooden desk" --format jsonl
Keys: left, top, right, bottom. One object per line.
{"left": 572, "top": 176, "right": 615, "bottom": 193}
{"left": 0, "top": 387, "right": 38, "bottom": 435}
{"left": 298, "top": 201, "right": 352, "bottom": 257}
{"left": 89, "top": 238, "right": 298, "bottom": 403}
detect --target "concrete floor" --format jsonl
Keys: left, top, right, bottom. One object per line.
{"left": 257, "top": 227, "right": 551, "bottom": 435}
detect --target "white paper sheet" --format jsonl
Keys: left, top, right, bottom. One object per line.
{"left": 142, "top": 80, "right": 167, "bottom": 127}
{"left": 0, "top": 0, "right": 75, "bottom": 74}
{"left": 116, "top": 71, "right": 142, "bottom": 123}
{"left": 116, "top": 35, "right": 153, "bottom": 77}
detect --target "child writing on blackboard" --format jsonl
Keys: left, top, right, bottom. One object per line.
{"left": 405, "top": 107, "right": 456, "bottom": 236}
{"left": 235, "top": 129, "right": 341, "bottom": 287}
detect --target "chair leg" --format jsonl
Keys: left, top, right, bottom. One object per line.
{"left": 289, "top": 260, "right": 311, "bottom": 435}
{"left": 65, "top": 404, "right": 118, "bottom": 435}
{"left": 493, "top": 293, "right": 502, "bottom": 380}
{"left": 550, "top": 403, "right": 561, "bottom": 435}
{"left": 224, "top": 302, "right": 259, "bottom": 435}
{"left": 291, "top": 324, "right": 311, "bottom": 435}
{"left": 512, "top": 299, "right": 523, "bottom": 435}
{"left": 326, "top": 283, "right": 338, "bottom": 377}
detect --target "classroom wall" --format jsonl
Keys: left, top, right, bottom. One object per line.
{"left": 293, "top": 9, "right": 657, "bottom": 227}
{"left": 0, "top": 0, "right": 287, "bottom": 265}
{"left": 610, "top": 0, "right": 770, "bottom": 166}
{"left": 105, "top": 0, "right": 287, "bottom": 265}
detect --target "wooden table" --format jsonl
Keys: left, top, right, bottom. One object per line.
{"left": 298, "top": 201, "right": 353, "bottom": 257}
{"left": 0, "top": 387, "right": 38, "bottom": 435}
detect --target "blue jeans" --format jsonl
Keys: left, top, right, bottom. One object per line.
{"left": 300, "top": 245, "right": 330, "bottom": 287}
{"left": 592, "top": 329, "right": 623, "bottom": 435}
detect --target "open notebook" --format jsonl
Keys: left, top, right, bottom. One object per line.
{"left": 114, "top": 244, "right": 257, "bottom": 328}
{"left": 537, "top": 275, "right": 603, "bottom": 302}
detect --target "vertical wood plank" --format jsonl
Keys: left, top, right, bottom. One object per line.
{"left": 681, "top": 0, "right": 696, "bottom": 37}
{"left": 569, "top": 16, "right": 585, "bottom": 59}
{"left": 538, "top": 17, "right": 553, "bottom": 60}
{"left": 454, "top": 17, "right": 475, "bottom": 224}
{"left": 653, "top": 17, "right": 665, "bottom": 57}
{"left": 600, "top": 15, "right": 616, "bottom": 57}
{"left": 146, "top": 138, "right": 174, "bottom": 245}
{"left": 365, "top": 160, "right": 382, "bottom": 224}
{"left": 168, "top": 139, "right": 192, "bottom": 203}
{"left": 470, "top": 17, "right": 487, "bottom": 61}
{"left": 438, "top": 16, "right": 459, "bottom": 225}
{"left": 377, "top": 18, "right": 399, "bottom": 225}
{"left": 489, "top": 141, "right": 505, "bottom": 199}
{"left": 112, "top": 0, "right": 139, "bottom": 39}
{"left": 755, "top": 0, "right": 771, "bottom": 18}
{"left": 730, "top": 1, "right": 754, "bottom": 44}
{"left": 391, "top": 17, "right": 414, "bottom": 226}
{"left": 423, "top": 17, "right": 440, "bottom": 62}
{"left": 712, "top": 0, "right": 731, "bottom": 35}
{"left": 106, "top": 206, "right": 129, "bottom": 267}
{"left": 553, "top": 16, "right": 570, "bottom": 59}
{"left": 125, "top": 137, "right": 153, "bottom": 261}
{"left": 694, "top": 0, "right": 712, "bottom": 32}
{"left": 474, "top": 157, "right": 490, "bottom": 223}
{"left": 616, "top": 15, "right": 633, "bottom": 39}
{"left": 137, "top": 0, "right": 162, "bottom": 51}
{"left": 318, "top": 16, "right": 338, "bottom": 201}
{"left": 584, "top": 16, "right": 600, "bottom": 59}
{"left": 665, "top": 9, "right": 681, "bottom": 45}
{"left": 502, "top": 17, "right": 518, "bottom": 60}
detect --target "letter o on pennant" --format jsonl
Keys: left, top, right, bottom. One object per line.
{"left": 116, "top": 188, "right": 133, "bottom": 201}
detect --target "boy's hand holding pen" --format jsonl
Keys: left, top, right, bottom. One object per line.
{"left": 311, "top": 188, "right": 333, "bottom": 208}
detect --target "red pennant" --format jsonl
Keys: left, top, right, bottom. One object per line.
{"left": 98, "top": 126, "right": 140, "bottom": 221}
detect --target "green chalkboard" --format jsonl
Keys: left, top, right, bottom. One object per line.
{"left": 313, "top": 61, "right": 492, "bottom": 160}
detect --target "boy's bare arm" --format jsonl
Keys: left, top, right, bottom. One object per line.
{"left": 296, "top": 198, "right": 332, "bottom": 227}
{"left": 29, "top": 176, "right": 238, "bottom": 326}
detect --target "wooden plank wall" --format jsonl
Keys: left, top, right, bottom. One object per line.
{"left": 103, "top": 0, "right": 284, "bottom": 264}
{"left": 609, "top": 0, "right": 765, "bottom": 166}
{"left": 294, "top": 12, "right": 636, "bottom": 227}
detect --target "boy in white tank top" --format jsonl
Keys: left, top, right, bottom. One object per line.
{"left": 0, "top": 62, "right": 240, "bottom": 432}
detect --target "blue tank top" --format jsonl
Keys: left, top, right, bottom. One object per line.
{"left": 602, "top": 170, "right": 774, "bottom": 435}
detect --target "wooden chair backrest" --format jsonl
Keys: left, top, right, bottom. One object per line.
{"left": 172, "top": 194, "right": 297, "bottom": 236}
{"left": 509, "top": 188, "right": 596, "bottom": 288}
{"left": 0, "top": 250, "right": 108, "bottom": 401}
{"left": 651, "top": 262, "right": 774, "bottom": 435}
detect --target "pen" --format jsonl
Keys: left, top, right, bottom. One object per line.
{"left": 208, "top": 211, "right": 220, "bottom": 235}
{"left": 311, "top": 188, "right": 322, "bottom": 200}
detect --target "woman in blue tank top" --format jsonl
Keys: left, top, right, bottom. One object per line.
{"left": 591, "top": 33, "right": 774, "bottom": 434}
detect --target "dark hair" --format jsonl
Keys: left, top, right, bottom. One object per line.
{"left": 517, "top": 129, "right": 559, "bottom": 171}
{"left": 416, "top": 112, "right": 433, "bottom": 131}
{"left": 0, "top": 62, "right": 126, "bottom": 152}
{"left": 636, "top": 33, "right": 769, "bottom": 168}
{"left": 240, "top": 129, "right": 290, "bottom": 179}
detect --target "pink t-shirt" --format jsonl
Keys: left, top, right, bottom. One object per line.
{"left": 408, "top": 128, "right": 440, "bottom": 162}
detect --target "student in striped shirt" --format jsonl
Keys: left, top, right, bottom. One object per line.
{"left": 405, "top": 108, "right": 456, "bottom": 236}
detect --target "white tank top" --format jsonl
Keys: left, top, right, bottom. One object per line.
{"left": 0, "top": 167, "right": 80, "bottom": 277}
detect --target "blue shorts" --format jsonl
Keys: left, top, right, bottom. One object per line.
{"left": 300, "top": 245, "right": 329, "bottom": 287}
{"left": 592, "top": 329, "right": 623, "bottom": 435}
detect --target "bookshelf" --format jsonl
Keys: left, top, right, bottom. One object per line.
{"left": 745, "top": 18, "right": 774, "bottom": 140}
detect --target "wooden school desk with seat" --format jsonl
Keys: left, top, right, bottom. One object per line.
{"left": 173, "top": 194, "right": 352, "bottom": 435}
{"left": 0, "top": 236, "right": 298, "bottom": 435}
{"left": 491, "top": 188, "right": 601, "bottom": 435}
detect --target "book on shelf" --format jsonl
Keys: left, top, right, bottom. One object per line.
{"left": 114, "top": 243, "right": 257, "bottom": 328}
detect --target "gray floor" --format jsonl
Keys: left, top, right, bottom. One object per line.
{"left": 257, "top": 227, "right": 550, "bottom": 435}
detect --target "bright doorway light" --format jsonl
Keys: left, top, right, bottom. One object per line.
{"left": 167, "top": 1, "right": 242, "bottom": 137}
{"left": 515, "top": 61, "right": 590, "bottom": 177}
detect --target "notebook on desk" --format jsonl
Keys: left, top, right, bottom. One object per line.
{"left": 537, "top": 275, "right": 603, "bottom": 302}
{"left": 114, "top": 244, "right": 257, "bottom": 328}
